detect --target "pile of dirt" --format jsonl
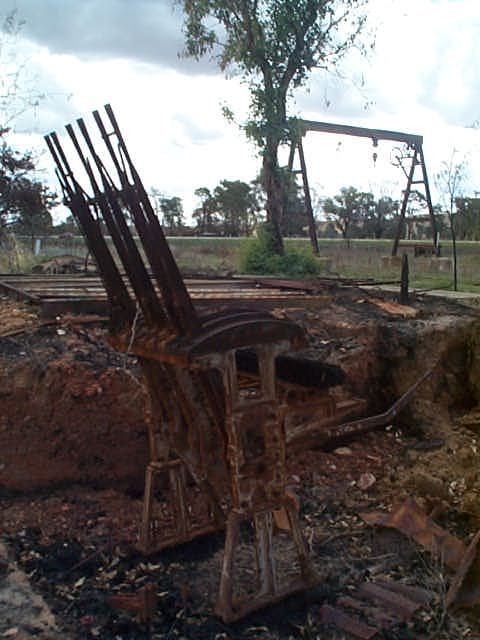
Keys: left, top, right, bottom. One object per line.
{"left": 31, "top": 255, "right": 96, "bottom": 275}
{"left": 0, "top": 315, "right": 148, "bottom": 493}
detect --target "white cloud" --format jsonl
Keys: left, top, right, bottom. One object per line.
{"left": 7, "top": 0, "right": 217, "bottom": 74}
{"left": 1, "top": 0, "right": 479, "bottom": 222}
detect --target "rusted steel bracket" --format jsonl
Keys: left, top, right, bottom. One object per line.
{"left": 216, "top": 500, "right": 318, "bottom": 622}
{"left": 446, "top": 530, "right": 480, "bottom": 609}
{"left": 287, "top": 367, "right": 434, "bottom": 452}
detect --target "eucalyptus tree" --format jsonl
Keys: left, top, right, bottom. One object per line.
{"left": 180, "top": 0, "right": 369, "bottom": 253}
{"left": 0, "top": 130, "right": 56, "bottom": 246}
{"left": 214, "top": 179, "right": 259, "bottom": 236}
{"left": 0, "top": 11, "right": 55, "bottom": 251}
{"left": 193, "top": 186, "right": 219, "bottom": 234}
{"left": 323, "top": 185, "right": 370, "bottom": 240}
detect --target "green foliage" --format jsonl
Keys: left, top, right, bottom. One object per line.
{"left": 0, "top": 12, "right": 55, "bottom": 248}
{"left": 322, "top": 186, "right": 401, "bottom": 240}
{"left": 150, "top": 188, "right": 185, "bottom": 232}
{"left": 193, "top": 179, "right": 261, "bottom": 236}
{"left": 214, "top": 179, "right": 259, "bottom": 236}
{"left": 181, "top": 0, "right": 367, "bottom": 148}
{"left": 161, "top": 196, "right": 185, "bottom": 231}
{"left": 253, "top": 166, "right": 308, "bottom": 237}
{"left": 280, "top": 168, "right": 309, "bottom": 236}
{"left": 323, "top": 186, "right": 371, "bottom": 239}
{"left": 455, "top": 197, "right": 480, "bottom": 240}
{"left": 363, "top": 195, "right": 399, "bottom": 239}
{"left": 0, "top": 129, "right": 56, "bottom": 236}
{"left": 239, "top": 223, "right": 321, "bottom": 275}
{"left": 180, "top": 0, "right": 369, "bottom": 253}
{"left": 53, "top": 214, "right": 78, "bottom": 235}
{"left": 192, "top": 186, "right": 219, "bottom": 234}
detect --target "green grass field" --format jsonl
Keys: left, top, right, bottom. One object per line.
{"left": 172, "top": 237, "right": 480, "bottom": 293}
{"left": 8, "top": 235, "right": 480, "bottom": 293}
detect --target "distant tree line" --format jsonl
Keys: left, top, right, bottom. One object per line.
{"left": 51, "top": 178, "right": 480, "bottom": 244}
{"left": 8, "top": 152, "right": 479, "bottom": 247}
{"left": 454, "top": 197, "right": 480, "bottom": 240}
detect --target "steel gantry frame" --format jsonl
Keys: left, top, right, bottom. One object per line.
{"left": 288, "top": 119, "right": 439, "bottom": 256}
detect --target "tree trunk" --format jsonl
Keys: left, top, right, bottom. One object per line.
{"left": 448, "top": 211, "right": 458, "bottom": 291}
{"left": 262, "top": 141, "right": 284, "bottom": 255}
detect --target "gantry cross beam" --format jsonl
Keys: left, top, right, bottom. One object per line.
{"left": 289, "top": 119, "right": 438, "bottom": 256}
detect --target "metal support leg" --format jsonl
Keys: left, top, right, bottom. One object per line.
{"left": 215, "top": 511, "right": 241, "bottom": 622}
{"left": 254, "top": 511, "right": 277, "bottom": 596}
{"left": 138, "top": 459, "right": 223, "bottom": 554}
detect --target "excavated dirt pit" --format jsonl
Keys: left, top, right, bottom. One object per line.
{"left": 2, "top": 285, "right": 480, "bottom": 639}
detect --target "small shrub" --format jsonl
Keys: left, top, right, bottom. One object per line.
{"left": 274, "top": 249, "right": 321, "bottom": 276}
{"left": 239, "top": 225, "right": 321, "bottom": 276}
{"left": 239, "top": 238, "right": 273, "bottom": 274}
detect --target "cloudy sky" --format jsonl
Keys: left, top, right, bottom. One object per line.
{"left": 2, "top": 0, "right": 479, "bottom": 223}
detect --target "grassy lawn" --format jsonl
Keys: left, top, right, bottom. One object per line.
{"left": 287, "top": 238, "right": 480, "bottom": 293}
{"left": 9, "top": 235, "right": 480, "bottom": 293}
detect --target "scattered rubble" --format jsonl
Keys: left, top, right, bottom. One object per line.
{"left": 2, "top": 283, "right": 480, "bottom": 637}
{"left": 31, "top": 255, "right": 95, "bottom": 275}
{"left": 2, "top": 107, "right": 480, "bottom": 636}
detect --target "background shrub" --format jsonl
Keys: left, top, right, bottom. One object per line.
{"left": 239, "top": 225, "right": 321, "bottom": 276}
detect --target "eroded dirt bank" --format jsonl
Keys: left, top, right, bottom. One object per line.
{"left": 0, "top": 308, "right": 149, "bottom": 493}
{"left": 1, "top": 289, "right": 480, "bottom": 494}
{"left": 2, "top": 287, "right": 480, "bottom": 639}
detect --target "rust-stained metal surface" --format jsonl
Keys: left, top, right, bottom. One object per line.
{"left": 287, "top": 368, "right": 432, "bottom": 451}
{"left": 44, "top": 105, "right": 431, "bottom": 623}
{"left": 361, "top": 498, "right": 480, "bottom": 612}
{"left": 0, "top": 273, "right": 398, "bottom": 318}
{"left": 446, "top": 530, "right": 480, "bottom": 609}
{"left": 320, "top": 578, "right": 433, "bottom": 639}
{"left": 360, "top": 497, "right": 465, "bottom": 570}
{"left": 45, "top": 105, "right": 327, "bottom": 622}
{"left": 296, "top": 119, "right": 438, "bottom": 258}
{"left": 320, "top": 603, "right": 378, "bottom": 639}
{"left": 107, "top": 583, "right": 157, "bottom": 624}
{"left": 0, "top": 273, "right": 323, "bottom": 318}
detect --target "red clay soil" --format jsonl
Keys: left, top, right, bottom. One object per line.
{"left": 0, "top": 299, "right": 149, "bottom": 493}
{"left": 1, "top": 286, "right": 480, "bottom": 492}
{"left": 2, "top": 288, "right": 480, "bottom": 639}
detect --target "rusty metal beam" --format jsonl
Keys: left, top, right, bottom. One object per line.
{"left": 301, "top": 119, "right": 423, "bottom": 147}
{"left": 0, "top": 279, "right": 40, "bottom": 304}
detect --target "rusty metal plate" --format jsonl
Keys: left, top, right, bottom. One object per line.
{"left": 360, "top": 497, "right": 465, "bottom": 570}
{"left": 446, "top": 530, "right": 480, "bottom": 609}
